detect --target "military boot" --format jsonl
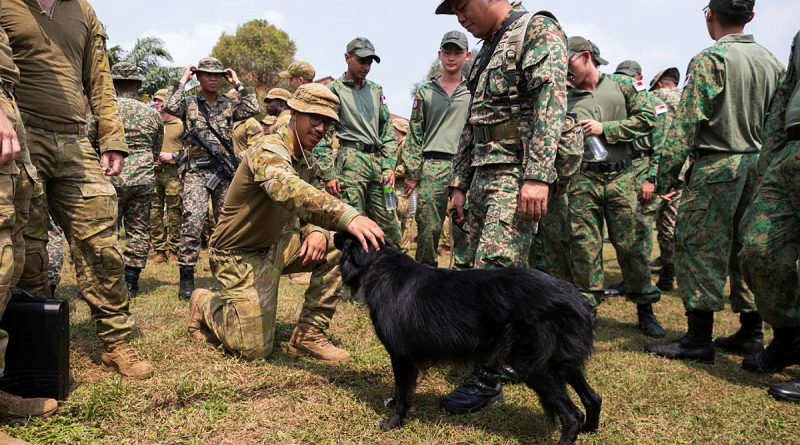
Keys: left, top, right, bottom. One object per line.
{"left": 768, "top": 381, "right": 800, "bottom": 404}
{"left": 187, "top": 289, "right": 220, "bottom": 346}
{"left": 124, "top": 266, "right": 142, "bottom": 298}
{"left": 101, "top": 340, "right": 154, "bottom": 380}
{"left": 637, "top": 303, "right": 666, "bottom": 338}
{"left": 742, "top": 327, "right": 800, "bottom": 373}
{"left": 286, "top": 323, "right": 351, "bottom": 362}
{"left": 441, "top": 366, "right": 504, "bottom": 414}
{"left": 644, "top": 310, "right": 715, "bottom": 363}
{"left": 0, "top": 390, "right": 57, "bottom": 418}
{"left": 151, "top": 251, "right": 167, "bottom": 264}
{"left": 714, "top": 312, "right": 764, "bottom": 356}
{"left": 0, "top": 431, "right": 33, "bottom": 445}
{"left": 656, "top": 262, "right": 675, "bottom": 291}
{"left": 178, "top": 265, "right": 194, "bottom": 301}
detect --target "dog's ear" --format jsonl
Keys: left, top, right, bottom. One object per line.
{"left": 333, "top": 232, "right": 348, "bottom": 251}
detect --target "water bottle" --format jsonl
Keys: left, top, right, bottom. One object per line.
{"left": 383, "top": 173, "right": 397, "bottom": 211}
{"left": 586, "top": 136, "right": 608, "bottom": 161}
{"left": 408, "top": 190, "right": 418, "bottom": 216}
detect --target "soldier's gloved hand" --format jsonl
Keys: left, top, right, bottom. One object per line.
{"left": 450, "top": 188, "right": 467, "bottom": 225}
{"left": 101, "top": 151, "right": 125, "bottom": 176}
{"left": 519, "top": 180, "right": 549, "bottom": 223}
{"left": 299, "top": 231, "right": 328, "bottom": 265}
{"left": 0, "top": 109, "right": 20, "bottom": 166}
{"left": 325, "top": 179, "right": 342, "bottom": 197}
{"left": 346, "top": 215, "right": 385, "bottom": 252}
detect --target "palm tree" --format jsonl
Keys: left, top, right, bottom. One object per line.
{"left": 109, "top": 37, "right": 182, "bottom": 96}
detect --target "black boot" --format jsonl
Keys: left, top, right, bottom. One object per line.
{"left": 179, "top": 266, "right": 195, "bottom": 301}
{"left": 637, "top": 303, "right": 665, "bottom": 338}
{"left": 49, "top": 283, "right": 57, "bottom": 297}
{"left": 649, "top": 257, "right": 665, "bottom": 274}
{"left": 644, "top": 311, "right": 715, "bottom": 363}
{"left": 605, "top": 281, "right": 625, "bottom": 297}
{"left": 656, "top": 263, "right": 675, "bottom": 291}
{"left": 124, "top": 266, "right": 142, "bottom": 298}
{"left": 440, "top": 366, "right": 503, "bottom": 414}
{"left": 768, "top": 381, "right": 800, "bottom": 404}
{"left": 713, "top": 312, "right": 764, "bottom": 356}
{"left": 742, "top": 327, "right": 800, "bottom": 373}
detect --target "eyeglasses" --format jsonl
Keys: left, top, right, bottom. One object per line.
{"left": 308, "top": 114, "right": 335, "bottom": 129}
{"left": 702, "top": 5, "right": 710, "bottom": 15}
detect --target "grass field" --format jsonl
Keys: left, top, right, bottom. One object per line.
{"left": 3, "top": 243, "right": 800, "bottom": 445}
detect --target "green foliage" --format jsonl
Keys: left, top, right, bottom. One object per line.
{"left": 211, "top": 19, "right": 296, "bottom": 91}
{"left": 109, "top": 37, "right": 182, "bottom": 96}
{"left": 410, "top": 47, "right": 477, "bottom": 97}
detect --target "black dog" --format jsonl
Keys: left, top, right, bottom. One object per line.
{"left": 333, "top": 233, "right": 601, "bottom": 445}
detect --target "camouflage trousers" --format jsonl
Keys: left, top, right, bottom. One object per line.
{"left": 115, "top": 184, "right": 153, "bottom": 269}
{"left": 633, "top": 157, "right": 661, "bottom": 262}
{"left": 336, "top": 147, "right": 402, "bottom": 245}
{"left": 568, "top": 168, "right": 660, "bottom": 307}
{"left": 150, "top": 164, "right": 182, "bottom": 254}
{"left": 655, "top": 188, "right": 682, "bottom": 265}
{"left": 178, "top": 168, "right": 230, "bottom": 267}
{"left": 18, "top": 124, "right": 133, "bottom": 342}
{"left": 740, "top": 141, "right": 800, "bottom": 327}
{"left": 460, "top": 164, "right": 533, "bottom": 270}
{"left": 0, "top": 96, "right": 37, "bottom": 376}
{"left": 196, "top": 230, "right": 341, "bottom": 360}
{"left": 414, "top": 158, "right": 453, "bottom": 266}
{"left": 395, "top": 178, "right": 417, "bottom": 251}
{"left": 47, "top": 218, "right": 65, "bottom": 286}
{"left": 529, "top": 191, "right": 572, "bottom": 281}
{"left": 676, "top": 152, "right": 757, "bottom": 313}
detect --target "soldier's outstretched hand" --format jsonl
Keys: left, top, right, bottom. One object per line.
{"left": 0, "top": 109, "right": 20, "bottom": 166}
{"left": 519, "top": 180, "right": 549, "bottom": 222}
{"left": 346, "top": 215, "right": 385, "bottom": 252}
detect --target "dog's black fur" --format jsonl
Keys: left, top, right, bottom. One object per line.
{"left": 334, "top": 233, "right": 601, "bottom": 445}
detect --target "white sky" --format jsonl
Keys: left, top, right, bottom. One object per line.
{"left": 92, "top": 0, "right": 796, "bottom": 118}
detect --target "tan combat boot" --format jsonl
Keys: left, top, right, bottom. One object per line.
{"left": 187, "top": 289, "right": 220, "bottom": 345}
{"left": 0, "top": 390, "right": 57, "bottom": 418}
{"left": 101, "top": 340, "right": 154, "bottom": 380}
{"left": 286, "top": 323, "right": 351, "bottom": 362}
{"left": 151, "top": 251, "right": 167, "bottom": 264}
{"left": 0, "top": 430, "right": 33, "bottom": 445}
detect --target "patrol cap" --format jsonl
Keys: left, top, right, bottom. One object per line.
{"left": 614, "top": 60, "right": 642, "bottom": 77}
{"left": 440, "top": 30, "right": 469, "bottom": 50}
{"left": 224, "top": 88, "right": 239, "bottom": 100}
{"left": 392, "top": 117, "right": 409, "bottom": 135}
{"left": 193, "top": 57, "right": 226, "bottom": 74}
{"left": 265, "top": 88, "right": 292, "bottom": 102}
{"left": 346, "top": 37, "right": 381, "bottom": 63}
{"left": 708, "top": 0, "right": 755, "bottom": 17}
{"left": 287, "top": 83, "right": 340, "bottom": 122}
{"left": 568, "top": 36, "right": 609, "bottom": 66}
{"left": 279, "top": 61, "right": 316, "bottom": 80}
{"left": 435, "top": 0, "right": 454, "bottom": 14}
{"left": 649, "top": 67, "right": 681, "bottom": 90}
{"left": 153, "top": 89, "right": 168, "bottom": 102}
{"left": 111, "top": 62, "right": 145, "bottom": 82}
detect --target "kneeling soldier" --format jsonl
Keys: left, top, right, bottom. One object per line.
{"left": 188, "top": 84, "right": 384, "bottom": 361}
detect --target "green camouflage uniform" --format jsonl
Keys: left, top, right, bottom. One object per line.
{"left": 89, "top": 92, "right": 163, "bottom": 269}
{"left": 656, "top": 34, "right": 783, "bottom": 313}
{"left": 450, "top": 7, "right": 568, "bottom": 270}
{"left": 568, "top": 73, "right": 660, "bottom": 307}
{"left": 163, "top": 76, "right": 260, "bottom": 268}
{"left": 403, "top": 76, "right": 470, "bottom": 266}
{"left": 312, "top": 75, "right": 402, "bottom": 245}
{"left": 195, "top": 129, "right": 360, "bottom": 359}
{"left": 4, "top": 0, "right": 137, "bottom": 342}
{"left": 740, "top": 31, "right": 800, "bottom": 328}
{"left": 151, "top": 117, "right": 184, "bottom": 255}
{"left": 651, "top": 87, "right": 684, "bottom": 265}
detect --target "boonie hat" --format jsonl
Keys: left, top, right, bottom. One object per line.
{"left": 153, "top": 89, "right": 168, "bottom": 102}
{"left": 615, "top": 60, "right": 642, "bottom": 77}
{"left": 435, "top": 0, "right": 454, "bottom": 14}
{"left": 265, "top": 88, "right": 292, "bottom": 102}
{"left": 111, "top": 62, "right": 145, "bottom": 82}
{"left": 649, "top": 67, "right": 681, "bottom": 90}
{"left": 193, "top": 57, "right": 226, "bottom": 74}
{"left": 346, "top": 37, "right": 381, "bottom": 63}
{"left": 279, "top": 61, "right": 316, "bottom": 80}
{"left": 287, "top": 83, "right": 340, "bottom": 122}
{"left": 262, "top": 114, "right": 277, "bottom": 126}
{"left": 708, "top": 0, "right": 755, "bottom": 16}
{"left": 440, "top": 30, "right": 469, "bottom": 50}
{"left": 568, "top": 36, "right": 609, "bottom": 66}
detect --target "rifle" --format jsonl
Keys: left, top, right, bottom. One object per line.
{"left": 183, "top": 128, "right": 238, "bottom": 191}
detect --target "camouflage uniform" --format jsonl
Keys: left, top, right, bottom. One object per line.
{"left": 450, "top": 7, "right": 568, "bottom": 270}
{"left": 740, "top": 31, "right": 800, "bottom": 328}
{"left": 232, "top": 117, "right": 263, "bottom": 155}
{"left": 391, "top": 118, "right": 416, "bottom": 251}
{"left": 46, "top": 217, "right": 64, "bottom": 288}
{"left": 151, "top": 117, "right": 184, "bottom": 257}
{"left": 656, "top": 34, "right": 783, "bottom": 313}
{"left": 163, "top": 59, "right": 260, "bottom": 268}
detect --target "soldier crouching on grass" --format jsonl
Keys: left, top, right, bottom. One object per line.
{"left": 187, "top": 83, "right": 385, "bottom": 362}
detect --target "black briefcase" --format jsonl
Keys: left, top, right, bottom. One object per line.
{"left": 0, "top": 290, "right": 70, "bottom": 400}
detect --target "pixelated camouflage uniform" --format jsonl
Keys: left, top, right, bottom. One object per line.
{"left": 740, "top": 31, "right": 800, "bottom": 328}
{"left": 451, "top": 6, "right": 568, "bottom": 270}
{"left": 4, "top": 0, "right": 137, "bottom": 342}
{"left": 89, "top": 92, "right": 163, "bottom": 269}
{"left": 195, "top": 129, "right": 360, "bottom": 359}
{"left": 656, "top": 33, "right": 783, "bottom": 313}
{"left": 163, "top": 79, "right": 260, "bottom": 268}
{"left": 151, "top": 117, "right": 184, "bottom": 255}
{"left": 567, "top": 73, "right": 659, "bottom": 306}
{"left": 312, "top": 76, "right": 403, "bottom": 245}
{"left": 46, "top": 217, "right": 64, "bottom": 287}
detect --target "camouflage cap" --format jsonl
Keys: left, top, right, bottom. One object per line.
{"left": 153, "top": 88, "right": 168, "bottom": 102}
{"left": 224, "top": 88, "right": 240, "bottom": 100}
{"left": 649, "top": 67, "right": 681, "bottom": 90}
{"left": 392, "top": 117, "right": 409, "bottom": 134}
{"left": 279, "top": 61, "right": 316, "bottom": 80}
{"left": 435, "top": 0, "right": 454, "bottom": 14}
{"left": 709, "top": 0, "right": 755, "bottom": 17}
{"left": 261, "top": 114, "right": 277, "bottom": 126}
{"left": 440, "top": 30, "right": 469, "bottom": 50}
{"left": 568, "top": 36, "right": 609, "bottom": 66}
{"left": 614, "top": 60, "right": 642, "bottom": 77}
{"left": 265, "top": 88, "right": 292, "bottom": 102}
{"left": 287, "top": 83, "right": 340, "bottom": 122}
{"left": 111, "top": 62, "right": 145, "bottom": 82}
{"left": 193, "top": 57, "right": 226, "bottom": 74}
{"left": 346, "top": 37, "right": 381, "bottom": 63}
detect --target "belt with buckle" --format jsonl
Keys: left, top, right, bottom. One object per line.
{"left": 581, "top": 159, "right": 632, "bottom": 173}
{"left": 473, "top": 120, "right": 520, "bottom": 144}
{"left": 341, "top": 140, "right": 379, "bottom": 153}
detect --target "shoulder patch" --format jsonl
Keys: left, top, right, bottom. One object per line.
{"left": 412, "top": 98, "right": 420, "bottom": 110}
{"left": 633, "top": 80, "right": 647, "bottom": 92}
{"left": 655, "top": 104, "right": 668, "bottom": 115}
{"left": 381, "top": 95, "right": 387, "bottom": 105}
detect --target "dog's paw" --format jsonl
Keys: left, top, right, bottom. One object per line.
{"left": 582, "top": 419, "right": 599, "bottom": 433}
{"left": 377, "top": 416, "right": 404, "bottom": 431}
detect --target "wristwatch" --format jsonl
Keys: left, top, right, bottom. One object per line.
{"left": 234, "top": 81, "right": 245, "bottom": 91}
